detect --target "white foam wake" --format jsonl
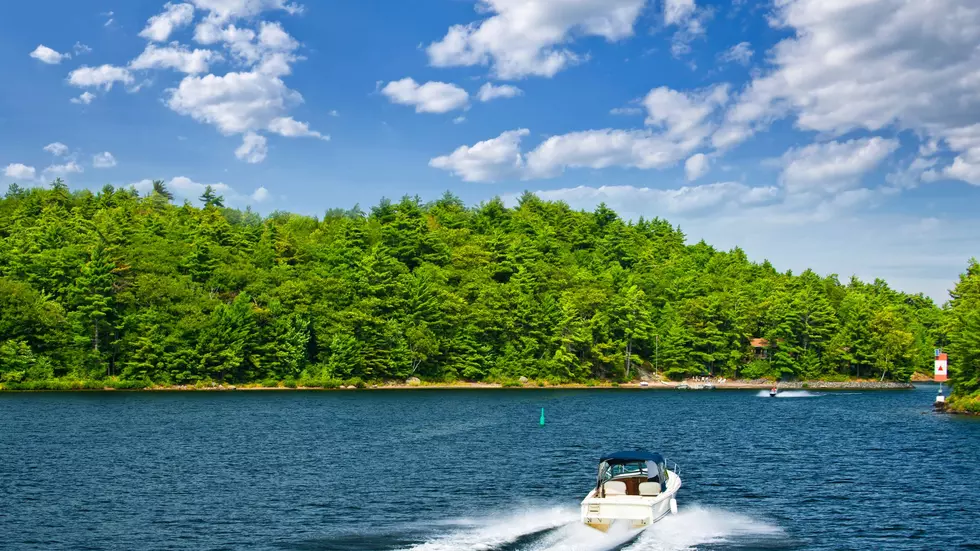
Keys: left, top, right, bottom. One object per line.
{"left": 401, "top": 507, "right": 576, "bottom": 551}
{"left": 625, "top": 506, "right": 784, "bottom": 550}
{"left": 756, "top": 390, "right": 822, "bottom": 398}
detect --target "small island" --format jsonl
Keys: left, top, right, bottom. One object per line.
{"left": 0, "top": 181, "right": 974, "bottom": 397}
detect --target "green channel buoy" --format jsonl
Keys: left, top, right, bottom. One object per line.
{"left": 540, "top": 407, "right": 545, "bottom": 426}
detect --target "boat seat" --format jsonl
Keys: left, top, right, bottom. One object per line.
{"left": 603, "top": 481, "right": 627, "bottom": 496}
{"left": 638, "top": 482, "right": 661, "bottom": 496}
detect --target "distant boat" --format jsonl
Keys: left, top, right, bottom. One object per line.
{"left": 640, "top": 381, "right": 649, "bottom": 387}
{"left": 769, "top": 387, "right": 778, "bottom": 397}
{"left": 703, "top": 384, "right": 716, "bottom": 390}
{"left": 676, "top": 384, "right": 689, "bottom": 390}
{"left": 581, "top": 450, "right": 681, "bottom": 533}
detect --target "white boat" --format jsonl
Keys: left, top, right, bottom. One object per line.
{"left": 581, "top": 450, "right": 681, "bottom": 532}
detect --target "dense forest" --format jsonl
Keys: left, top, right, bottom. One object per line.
{"left": 0, "top": 180, "right": 954, "bottom": 390}
{"left": 947, "top": 261, "right": 980, "bottom": 412}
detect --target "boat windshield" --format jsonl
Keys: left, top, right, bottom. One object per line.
{"left": 601, "top": 461, "right": 653, "bottom": 481}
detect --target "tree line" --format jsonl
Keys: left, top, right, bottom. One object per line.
{"left": 0, "top": 180, "right": 955, "bottom": 388}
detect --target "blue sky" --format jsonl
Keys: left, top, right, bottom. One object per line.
{"left": 3, "top": 0, "right": 980, "bottom": 302}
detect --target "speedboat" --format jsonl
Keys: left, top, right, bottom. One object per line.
{"left": 581, "top": 450, "right": 680, "bottom": 532}
{"left": 769, "top": 387, "right": 778, "bottom": 397}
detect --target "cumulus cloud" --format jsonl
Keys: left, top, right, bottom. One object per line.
{"left": 4, "top": 163, "right": 36, "bottom": 181}
{"left": 92, "top": 152, "right": 118, "bottom": 168}
{"left": 43, "top": 161, "right": 84, "bottom": 176}
{"left": 68, "top": 65, "right": 134, "bottom": 90}
{"left": 643, "top": 84, "right": 728, "bottom": 141}
{"left": 381, "top": 78, "right": 469, "bottom": 114}
{"left": 43, "top": 142, "right": 69, "bottom": 157}
{"left": 30, "top": 45, "right": 70, "bottom": 64}
{"left": 267, "top": 116, "right": 328, "bottom": 139}
{"left": 718, "top": 41, "right": 753, "bottom": 65}
{"left": 140, "top": 2, "right": 196, "bottom": 42}
{"left": 713, "top": 0, "right": 980, "bottom": 186}
{"left": 685, "top": 153, "right": 709, "bottom": 181}
{"left": 427, "top": 0, "right": 646, "bottom": 79}
{"left": 477, "top": 83, "right": 523, "bottom": 102}
{"left": 663, "top": 0, "right": 696, "bottom": 26}
{"left": 780, "top": 137, "right": 899, "bottom": 194}
{"left": 429, "top": 129, "right": 530, "bottom": 182}
{"left": 251, "top": 186, "right": 270, "bottom": 202}
{"left": 73, "top": 42, "right": 92, "bottom": 55}
{"left": 235, "top": 131, "right": 268, "bottom": 163}
{"left": 71, "top": 92, "right": 96, "bottom": 105}
{"left": 130, "top": 43, "right": 221, "bottom": 74}
{"left": 166, "top": 71, "right": 302, "bottom": 134}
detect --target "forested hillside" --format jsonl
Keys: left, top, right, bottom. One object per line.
{"left": 947, "top": 261, "right": 980, "bottom": 412}
{"left": 0, "top": 180, "right": 946, "bottom": 388}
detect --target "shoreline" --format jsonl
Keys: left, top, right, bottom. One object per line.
{"left": 0, "top": 379, "right": 918, "bottom": 392}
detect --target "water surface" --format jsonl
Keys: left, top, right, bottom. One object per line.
{"left": 1, "top": 385, "right": 976, "bottom": 550}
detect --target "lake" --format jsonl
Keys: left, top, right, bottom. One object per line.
{"left": 1, "top": 385, "right": 977, "bottom": 550}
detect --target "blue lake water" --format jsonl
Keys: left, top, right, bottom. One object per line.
{"left": 1, "top": 385, "right": 977, "bottom": 550}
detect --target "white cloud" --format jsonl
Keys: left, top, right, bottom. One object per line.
{"left": 434, "top": 84, "right": 730, "bottom": 182}
{"left": 427, "top": 0, "right": 646, "bottom": 79}
{"left": 71, "top": 92, "right": 96, "bottom": 105}
{"left": 267, "top": 116, "right": 328, "bottom": 139}
{"left": 718, "top": 41, "right": 752, "bottom": 65}
{"left": 30, "top": 45, "right": 70, "bottom": 64}
{"left": 251, "top": 186, "right": 270, "bottom": 202}
{"left": 714, "top": 0, "right": 980, "bottom": 184}
{"left": 429, "top": 128, "right": 529, "bottom": 182}
{"left": 235, "top": 131, "right": 268, "bottom": 163}
{"left": 453, "top": 116, "right": 467, "bottom": 124}
{"left": 4, "top": 163, "right": 36, "bottom": 181}
{"left": 140, "top": 2, "right": 196, "bottom": 42}
{"left": 92, "top": 152, "right": 117, "bottom": 168}
{"left": 524, "top": 128, "right": 702, "bottom": 178}
{"left": 685, "top": 153, "right": 709, "bottom": 181}
{"left": 43, "top": 162, "right": 84, "bottom": 176}
{"left": 103, "top": 11, "right": 115, "bottom": 27}
{"left": 381, "top": 78, "right": 469, "bottom": 114}
{"left": 190, "top": 0, "right": 302, "bottom": 23}
{"left": 780, "top": 137, "right": 899, "bottom": 194}
{"left": 43, "top": 142, "right": 69, "bottom": 157}
{"left": 662, "top": 0, "right": 707, "bottom": 57}
{"left": 328, "top": 109, "right": 339, "bottom": 117}
{"left": 477, "top": 83, "right": 523, "bottom": 102}
{"left": 167, "top": 71, "right": 304, "bottom": 134}
{"left": 663, "top": 0, "right": 696, "bottom": 26}
{"left": 73, "top": 42, "right": 93, "bottom": 55}
{"left": 68, "top": 65, "right": 134, "bottom": 90}
{"left": 643, "top": 84, "right": 728, "bottom": 141}
{"left": 130, "top": 43, "right": 221, "bottom": 74}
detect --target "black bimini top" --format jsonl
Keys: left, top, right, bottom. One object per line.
{"left": 600, "top": 450, "right": 665, "bottom": 465}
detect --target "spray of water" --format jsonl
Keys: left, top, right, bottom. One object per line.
{"left": 756, "top": 390, "right": 822, "bottom": 398}
{"left": 400, "top": 507, "right": 576, "bottom": 551}
{"left": 626, "top": 506, "right": 784, "bottom": 550}
{"left": 400, "top": 505, "right": 783, "bottom": 551}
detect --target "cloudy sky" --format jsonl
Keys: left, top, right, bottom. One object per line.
{"left": 3, "top": 0, "right": 979, "bottom": 302}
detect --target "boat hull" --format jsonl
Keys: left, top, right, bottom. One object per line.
{"left": 580, "top": 471, "right": 681, "bottom": 532}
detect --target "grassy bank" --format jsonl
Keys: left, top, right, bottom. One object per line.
{"left": 948, "top": 392, "right": 980, "bottom": 414}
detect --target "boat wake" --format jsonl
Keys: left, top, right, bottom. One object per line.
{"left": 756, "top": 390, "right": 822, "bottom": 398}
{"left": 396, "top": 505, "right": 784, "bottom": 551}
